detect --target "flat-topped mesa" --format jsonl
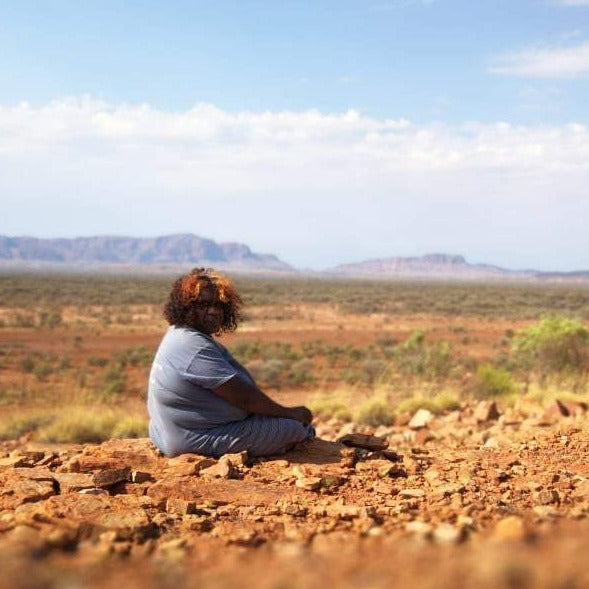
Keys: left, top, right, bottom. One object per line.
{"left": 327, "top": 253, "right": 517, "bottom": 278}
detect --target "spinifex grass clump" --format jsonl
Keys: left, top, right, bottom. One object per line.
{"left": 36, "top": 408, "right": 148, "bottom": 443}
{"left": 355, "top": 396, "right": 395, "bottom": 427}
{"left": 395, "top": 391, "right": 461, "bottom": 415}
{"left": 0, "top": 413, "right": 54, "bottom": 441}
{"left": 472, "top": 364, "right": 515, "bottom": 399}
{"left": 0, "top": 406, "right": 148, "bottom": 443}
{"left": 309, "top": 395, "right": 353, "bottom": 422}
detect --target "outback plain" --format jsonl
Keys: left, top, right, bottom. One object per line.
{"left": 2, "top": 273, "right": 589, "bottom": 589}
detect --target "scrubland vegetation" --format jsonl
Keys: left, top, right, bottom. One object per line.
{"left": 1, "top": 272, "right": 588, "bottom": 442}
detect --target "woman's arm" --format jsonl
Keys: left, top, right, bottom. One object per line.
{"left": 214, "top": 376, "right": 313, "bottom": 425}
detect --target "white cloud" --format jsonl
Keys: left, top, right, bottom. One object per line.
{"left": 1, "top": 98, "right": 588, "bottom": 269}
{"left": 553, "top": 0, "right": 589, "bottom": 5}
{"left": 489, "top": 40, "right": 589, "bottom": 79}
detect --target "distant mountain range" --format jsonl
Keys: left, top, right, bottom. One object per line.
{"left": 327, "top": 254, "right": 589, "bottom": 280}
{"left": 1, "top": 235, "right": 587, "bottom": 280}
{"left": 327, "top": 253, "right": 589, "bottom": 280}
{"left": 0, "top": 234, "right": 293, "bottom": 272}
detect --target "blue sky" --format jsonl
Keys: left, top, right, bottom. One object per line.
{"left": 1, "top": 1, "right": 589, "bottom": 270}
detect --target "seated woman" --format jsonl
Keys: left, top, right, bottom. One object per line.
{"left": 148, "top": 267, "right": 314, "bottom": 458}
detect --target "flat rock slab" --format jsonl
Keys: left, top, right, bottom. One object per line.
{"left": 337, "top": 434, "right": 388, "bottom": 451}
{"left": 147, "top": 476, "right": 285, "bottom": 507}
{"left": 13, "top": 494, "right": 157, "bottom": 540}
{"left": 59, "top": 438, "right": 161, "bottom": 474}
{"left": 287, "top": 438, "right": 346, "bottom": 464}
{"left": 0, "top": 475, "right": 56, "bottom": 510}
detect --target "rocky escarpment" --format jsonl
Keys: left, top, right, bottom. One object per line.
{"left": 0, "top": 234, "right": 293, "bottom": 272}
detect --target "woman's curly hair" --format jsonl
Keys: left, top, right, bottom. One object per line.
{"left": 163, "top": 268, "right": 243, "bottom": 333}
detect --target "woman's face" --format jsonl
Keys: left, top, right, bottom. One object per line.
{"left": 191, "top": 284, "right": 225, "bottom": 334}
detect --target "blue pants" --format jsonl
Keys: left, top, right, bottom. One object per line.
{"left": 150, "top": 414, "right": 313, "bottom": 458}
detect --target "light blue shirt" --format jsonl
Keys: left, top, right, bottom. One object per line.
{"left": 147, "top": 326, "right": 254, "bottom": 455}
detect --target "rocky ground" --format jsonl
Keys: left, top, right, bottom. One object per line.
{"left": 3, "top": 399, "right": 589, "bottom": 589}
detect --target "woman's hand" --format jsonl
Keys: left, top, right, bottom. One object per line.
{"left": 288, "top": 406, "right": 313, "bottom": 425}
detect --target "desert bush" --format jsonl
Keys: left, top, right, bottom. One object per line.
{"left": 309, "top": 396, "right": 353, "bottom": 422}
{"left": 111, "top": 416, "right": 148, "bottom": 438}
{"left": 100, "top": 367, "right": 126, "bottom": 397}
{"left": 88, "top": 356, "right": 109, "bottom": 367}
{"left": 246, "top": 359, "right": 284, "bottom": 389}
{"left": 0, "top": 413, "right": 54, "bottom": 440}
{"left": 20, "top": 354, "right": 36, "bottom": 373}
{"left": 37, "top": 409, "right": 119, "bottom": 443}
{"left": 432, "top": 391, "right": 461, "bottom": 411}
{"left": 393, "top": 331, "right": 453, "bottom": 381}
{"left": 33, "top": 362, "right": 54, "bottom": 382}
{"left": 472, "top": 364, "right": 515, "bottom": 398}
{"left": 12, "top": 313, "right": 36, "bottom": 328}
{"left": 358, "top": 359, "right": 389, "bottom": 386}
{"left": 396, "top": 396, "right": 441, "bottom": 415}
{"left": 287, "top": 359, "right": 316, "bottom": 387}
{"left": 354, "top": 396, "right": 395, "bottom": 426}
{"left": 231, "top": 341, "right": 260, "bottom": 363}
{"left": 395, "top": 391, "right": 460, "bottom": 415}
{"left": 511, "top": 315, "right": 589, "bottom": 387}
{"left": 117, "top": 346, "right": 153, "bottom": 367}
{"left": 38, "top": 310, "right": 63, "bottom": 329}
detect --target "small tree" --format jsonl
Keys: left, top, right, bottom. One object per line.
{"left": 511, "top": 315, "right": 589, "bottom": 390}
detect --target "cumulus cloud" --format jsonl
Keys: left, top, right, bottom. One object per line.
{"left": 489, "top": 41, "right": 589, "bottom": 79}
{"left": 1, "top": 97, "right": 588, "bottom": 269}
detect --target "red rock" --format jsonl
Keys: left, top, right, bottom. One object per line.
{"left": 399, "top": 488, "right": 425, "bottom": 498}
{"left": 92, "top": 467, "right": 131, "bottom": 488}
{"left": 0, "top": 457, "right": 29, "bottom": 468}
{"left": 558, "top": 400, "right": 588, "bottom": 416}
{"left": 200, "top": 456, "right": 236, "bottom": 479}
{"left": 166, "top": 454, "right": 216, "bottom": 476}
{"left": 52, "top": 472, "right": 95, "bottom": 493}
{"left": 338, "top": 433, "right": 388, "bottom": 451}
{"left": 0, "top": 471, "right": 56, "bottom": 510}
{"left": 166, "top": 498, "right": 198, "bottom": 515}
{"left": 295, "top": 476, "right": 322, "bottom": 491}
{"left": 473, "top": 401, "right": 501, "bottom": 423}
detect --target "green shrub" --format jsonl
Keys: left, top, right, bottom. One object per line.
{"left": 511, "top": 315, "right": 589, "bottom": 386}
{"left": 473, "top": 364, "right": 514, "bottom": 398}
{"left": 393, "top": 331, "right": 453, "bottom": 381}
{"left": 396, "top": 396, "right": 440, "bottom": 415}
{"left": 287, "top": 359, "right": 316, "bottom": 387}
{"left": 432, "top": 391, "right": 461, "bottom": 412}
